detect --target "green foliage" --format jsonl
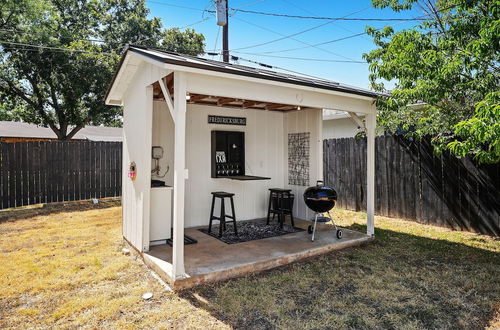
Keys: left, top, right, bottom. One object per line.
{"left": 0, "top": 0, "right": 205, "bottom": 139}
{"left": 364, "top": 0, "right": 500, "bottom": 163}
{"left": 448, "top": 92, "right": 500, "bottom": 163}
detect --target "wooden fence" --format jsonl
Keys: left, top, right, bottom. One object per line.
{"left": 323, "top": 136, "right": 500, "bottom": 236}
{"left": 0, "top": 141, "right": 122, "bottom": 209}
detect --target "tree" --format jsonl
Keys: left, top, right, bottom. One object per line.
{"left": 364, "top": 0, "right": 499, "bottom": 163}
{"left": 0, "top": 0, "right": 205, "bottom": 139}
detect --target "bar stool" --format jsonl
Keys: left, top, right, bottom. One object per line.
{"left": 266, "top": 188, "right": 295, "bottom": 228}
{"left": 209, "top": 191, "right": 238, "bottom": 237}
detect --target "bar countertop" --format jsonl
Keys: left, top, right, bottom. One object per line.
{"left": 218, "top": 175, "right": 271, "bottom": 181}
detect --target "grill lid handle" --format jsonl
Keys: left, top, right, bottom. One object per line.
{"left": 316, "top": 180, "right": 324, "bottom": 186}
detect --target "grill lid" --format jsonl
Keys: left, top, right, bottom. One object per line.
{"left": 303, "top": 180, "right": 338, "bottom": 213}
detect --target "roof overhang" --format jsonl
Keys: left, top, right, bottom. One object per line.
{"left": 105, "top": 45, "right": 379, "bottom": 107}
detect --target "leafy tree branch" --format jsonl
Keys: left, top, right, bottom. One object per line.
{"left": 365, "top": 0, "right": 499, "bottom": 163}
{"left": 0, "top": 0, "right": 205, "bottom": 139}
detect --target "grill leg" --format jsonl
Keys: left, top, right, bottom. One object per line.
{"left": 326, "top": 211, "right": 337, "bottom": 231}
{"left": 312, "top": 213, "right": 318, "bottom": 242}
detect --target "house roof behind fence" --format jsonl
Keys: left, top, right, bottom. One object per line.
{"left": 0, "top": 121, "right": 122, "bottom": 141}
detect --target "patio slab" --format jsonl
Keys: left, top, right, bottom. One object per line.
{"left": 143, "top": 219, "right": 374, "bottom": 290}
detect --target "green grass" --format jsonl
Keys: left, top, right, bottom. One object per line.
{"left": 185, "top": 209, "right": 500, "bottom": 329}
{"left": 0, "top": 202, "right": 498, "bottom": 329}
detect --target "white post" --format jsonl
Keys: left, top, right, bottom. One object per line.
{"left": 142, "top": 85, "right": 154, "bottom": 251}
{"left": 172, "top": 71, "right": 187, "bottom": 279}
{"left": 366, "top": 110, "right": 376, "bottom": 236}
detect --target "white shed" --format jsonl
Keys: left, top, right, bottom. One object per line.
{"left": 105, "top": 45, "right": 378, "bottom": 289}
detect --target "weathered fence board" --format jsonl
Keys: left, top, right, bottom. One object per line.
{"left": 0, "top": 141, "right": 122, "bottom": 209}
{"left": 324, "top": 136, "right": 500, "bottom": 237}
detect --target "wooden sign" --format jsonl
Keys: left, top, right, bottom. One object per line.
{"left": 208, "top": 115, "right": 246, "bottom": 126}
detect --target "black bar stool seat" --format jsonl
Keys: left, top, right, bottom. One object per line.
{"left": 209, "top": 191, "right": 238, "bottom": 237}
{"left": 267, "top": 188, "right": 295, "bottom": 228}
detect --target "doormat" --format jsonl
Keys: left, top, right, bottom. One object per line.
{"left": 199, "top": 219, "right": 304, "bottom": 244}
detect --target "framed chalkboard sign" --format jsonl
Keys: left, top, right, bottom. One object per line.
{"left": 211, "top": 130, "right": 245, "bottom": 178}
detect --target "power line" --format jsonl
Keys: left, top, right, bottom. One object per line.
{"left": 232, "top": 51, "right": 367, "bottom": 63}
{"left": 238, "top": 3, "right": 457, "bottom": 55}
{"left": 257, "top": 32, "right": 368, "bottom": 54}
{"left": 227, "top": 8, "right": 425, "bottom": 21}
{"left": 277, "top": 0, "right": 372, "bottom": 42}
{"left": 233, "top": 0, "right": 268, "bottom": 10}
{"left": 180, "top": 17, "right": 211, "bottom": 29}
{"left": 0, "top": 28, "right": 107, "bottom": 44}
{"left": 210, "top": 26, "right": 222, "bottom": 60}
{"left": 145, "top": 1, "right": 424, "bottom": 22}
{"left": 145, "top": 1, "right": 205, "bottom": 12}
{"left": 229, "top": 16, "right": 359, "bottom": 62}
{"left": 228, "top": 55, "right": 330, "bottom": 80}
{"left": 0, "top": 40, "right": 115, "bottom": 55}
{"left": 229, "top": 6, "right": 372, "bottom": 51}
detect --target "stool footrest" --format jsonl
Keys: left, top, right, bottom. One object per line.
{"left": 211, "top": 216, "right": 236, "bottom": 221}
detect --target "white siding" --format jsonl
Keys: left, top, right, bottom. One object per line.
{"left": 284, "top": 108, "right": 323, "bottom": 221}
{"left": 151, "top": 101, "right": 175, "bottom": 186}
{"left": 122, "top": 62, "right": 164, "bottom": 252}
{"left": 184, "top": 104, "right": 286, "bottom": 227}
{"left": 322, "top": 117, "right": 361, "bottom": 139}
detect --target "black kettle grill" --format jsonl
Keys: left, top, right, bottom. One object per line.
{"left": 303, "top": 180, "right": 342, "bottom": 241}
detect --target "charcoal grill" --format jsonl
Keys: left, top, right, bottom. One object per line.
{"left": 303, "top": 180, "right": 342, "bottom": 241}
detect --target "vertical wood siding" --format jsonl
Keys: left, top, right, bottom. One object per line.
{"left": 0, "top": 141, "right": 122, "bottom": 209}
{"left": 323, "top": 136, "right": 500, "bottom": 237}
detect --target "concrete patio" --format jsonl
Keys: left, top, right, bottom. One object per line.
{"left": 143, "top": 219, "right": 374, "bottom": 290}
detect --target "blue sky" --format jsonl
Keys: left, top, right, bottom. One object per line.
{"left": 145, "top": 0, "right": 424, "bottom": 89}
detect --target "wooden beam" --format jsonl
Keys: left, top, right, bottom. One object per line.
{"left": 165, "top": 72, "right": 174, "bottom": 96}
{"left": 188, "top": 94, "right": 207, "bottom": 103}
{"left": 158, "top": 78, "right": 175, "bottom": 124}
{"left": 348, "top": 112, "right": 366, "bottom": 132}
{"left": 265, "top": 103, "right": 289, "bottom": 110}
{"left": 217, "top": 97, "right": 237, "bottom": 106}
{"left": 242, "top": 101, "right": 259, "bottom": 108}
{"left": 152, "top": 82, "right": 163, "bottom": 99}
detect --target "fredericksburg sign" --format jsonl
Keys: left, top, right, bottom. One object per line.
{"left": 208, "top": 115, "right": 246, "bottom": 126}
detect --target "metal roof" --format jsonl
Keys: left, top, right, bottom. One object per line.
{"left": 0, "top": 121, "right": 122, "bottom": 141}
{"left": 106, "top": 45, "right": 378, "bottom": 101}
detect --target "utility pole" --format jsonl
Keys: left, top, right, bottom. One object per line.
{"left": 222, "top": 0, "right": 229, "bottom": 62}
{"left": 216, "top": 0, "right": 229, "bottom": 62}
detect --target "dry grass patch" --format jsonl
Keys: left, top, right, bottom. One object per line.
{"left": 0, "top": 205, "right": 228, "bottom": 329}
{"left": 1, "top": 203, "right": 499, "bottom": 329}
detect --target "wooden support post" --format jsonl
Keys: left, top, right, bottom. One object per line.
{"left": 158, "top": 78, "right": 175, "bottom": 124}
{"left": 366, "top": 110, "right": 376, "bottom": 236}
{"left": 172, "top": 71, "right": 187, "bottom": 279}
{"left": 142, "top": 85, "right": 154, "bottom": 251}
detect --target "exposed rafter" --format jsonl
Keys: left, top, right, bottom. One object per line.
{"left": 152, "top": 83, "right": 313, "bottom": 112}
{"left": 217, "top": 97, "right": 237, "bottom": 106}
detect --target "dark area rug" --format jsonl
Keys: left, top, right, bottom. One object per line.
{"left": 199, "top": 219, "right": 304, "bottom": 244}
